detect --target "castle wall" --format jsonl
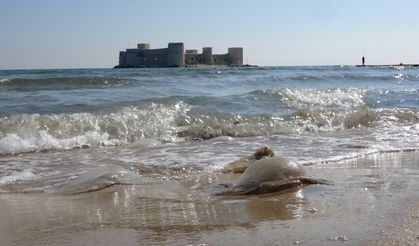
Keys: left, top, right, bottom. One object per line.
{"left": 124, "top": 49, "right": 140, "bottom": 67}
{"left": 185, "top": 54, "right": 203, "bottom": 65}
{"left": 138, "top": 48, "right": 168, "bottom": 67}
{"left": 213, "top": 54, "right": 229, "bottom": 65}
{"left": 185, "top": 49, "right": 199, "bottom": 64}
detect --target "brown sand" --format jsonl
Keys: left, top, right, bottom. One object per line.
{"left": 0, "top": 151, "right": 418, "bottom": 245}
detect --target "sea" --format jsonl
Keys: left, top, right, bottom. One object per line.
{"left": 0, "top": 65, "right": 418, "bottom": 194}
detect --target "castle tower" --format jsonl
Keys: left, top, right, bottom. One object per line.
{"left": 228, "top": 47, "right": 243, "bottom": 65}
{"left": 202, "top": 47, "right": 213, "bottom": 65}
{"left": 167, "top": 43, "right": 185, "bottom": 67}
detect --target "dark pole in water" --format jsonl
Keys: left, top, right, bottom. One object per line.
{"left": 362, "top": 56, "right": 365, "bottom": 66}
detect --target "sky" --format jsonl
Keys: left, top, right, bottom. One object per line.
{"left": 1, "top": 0, "right": 418, "bottom": 69}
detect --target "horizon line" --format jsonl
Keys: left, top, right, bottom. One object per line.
{"left": 2, "top": 63, "right": 419, "bottom": 70}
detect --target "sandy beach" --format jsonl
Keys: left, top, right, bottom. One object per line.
{"left": 0, "top": 150, "right": 418, "bottom": 246}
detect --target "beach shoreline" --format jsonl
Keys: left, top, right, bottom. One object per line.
{"left": 1, "top": 150, "right": 418, "bottom": 245}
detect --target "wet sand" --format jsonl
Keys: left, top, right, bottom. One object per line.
{"left": 370, "top": 199, "right": 419, "bottom": 246}
{"left": 0, "top": 151, "right": 418, "bottom": 246}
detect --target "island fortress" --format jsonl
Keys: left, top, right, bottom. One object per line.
{"left": 115, "top": 42, "right": 243, "bottom": 68}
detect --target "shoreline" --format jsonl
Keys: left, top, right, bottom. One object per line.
{"left": 1, "top": 150, "right": 418, "bottom": 245}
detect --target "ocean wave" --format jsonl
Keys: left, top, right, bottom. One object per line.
{"left": 178, "top": 107, "right": 418, "bottom": 139}
{"left": 0, "top": 77, "right": 134, "bottom": 91}
{"left": 0, "top": 98, "right": 418, "bottom": 155}
{"left": 264, "top": 88, "right": 367, "bottom": 110}
{"left": 0, "top": 102, "right": 190, "bottom": 155}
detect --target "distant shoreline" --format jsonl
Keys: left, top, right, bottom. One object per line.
{"left": 114, "top": 63, "right": 419, "bottom": 69}
{"left": 356, "top": 63, "right": 419, "bottom": 67}
{"left": 3, "top": 64, "right": 419, "bottom": 71}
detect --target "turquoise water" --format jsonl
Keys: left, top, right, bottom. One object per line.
{"left": 0, "top": 66, "right": 418, "bottom": 193}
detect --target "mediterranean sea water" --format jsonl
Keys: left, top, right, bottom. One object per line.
{"left": 0, "top": 66, "right": 418, "bottom": 193}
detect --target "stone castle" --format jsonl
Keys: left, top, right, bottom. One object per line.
{"left": 116, "top": 42, "right": 243, "bottom": 68}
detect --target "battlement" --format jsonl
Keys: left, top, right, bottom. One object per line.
{"left": 115, "top": 42, "right": 243, "bottom": 68}
{"left": 168, "top": 42, "right": 184, "bottom": 46}
{"left": 185, "top": 50, "right": 198, "bottom": 54}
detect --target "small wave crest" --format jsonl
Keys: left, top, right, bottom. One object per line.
{"left": 0, "top": 77, "right": 134, "bottom": 91}
{"left": 0, "top": 78, "right": 10, "bottom": 84}
{"left": 264, "top": 88, "right": 367, "bottom": 111}
{"left": 268, "top": 71, "right": 415, "bottom": 83}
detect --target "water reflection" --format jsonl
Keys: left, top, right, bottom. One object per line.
{"left": 0, "top": 181, "right": 308, "bottom": 245}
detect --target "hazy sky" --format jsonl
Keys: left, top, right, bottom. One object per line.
{"left": 1, "top": 0, "right": 418, "bottom": 69}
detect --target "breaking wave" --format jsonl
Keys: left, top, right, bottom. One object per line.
{"left": 0, "top": 87, "right": 418, "bottom": 155}
{"left": 0, "top": 102, "right": 190, "bottom": 155}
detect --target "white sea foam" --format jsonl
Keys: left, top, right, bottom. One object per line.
{"left": 0, "top": 102, "right": 191, "bottom": 155}
{"left": 268, "top": 88, "right": 367, "bottom": 110}
{"left": 0, "top": 78, "right": 10, "bottom": 84}
{"left": 0, "top": 131, "right": 116, "bottom": 155}
{"left": 0, "top": 168, "right": 35, "bottom": 185}
{"left": 0, "top": 134, "right": 36, "bottom": 155}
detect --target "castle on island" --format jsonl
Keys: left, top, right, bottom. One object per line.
{"left": 115, "top": 42, "right": 243, "bottom": 68}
